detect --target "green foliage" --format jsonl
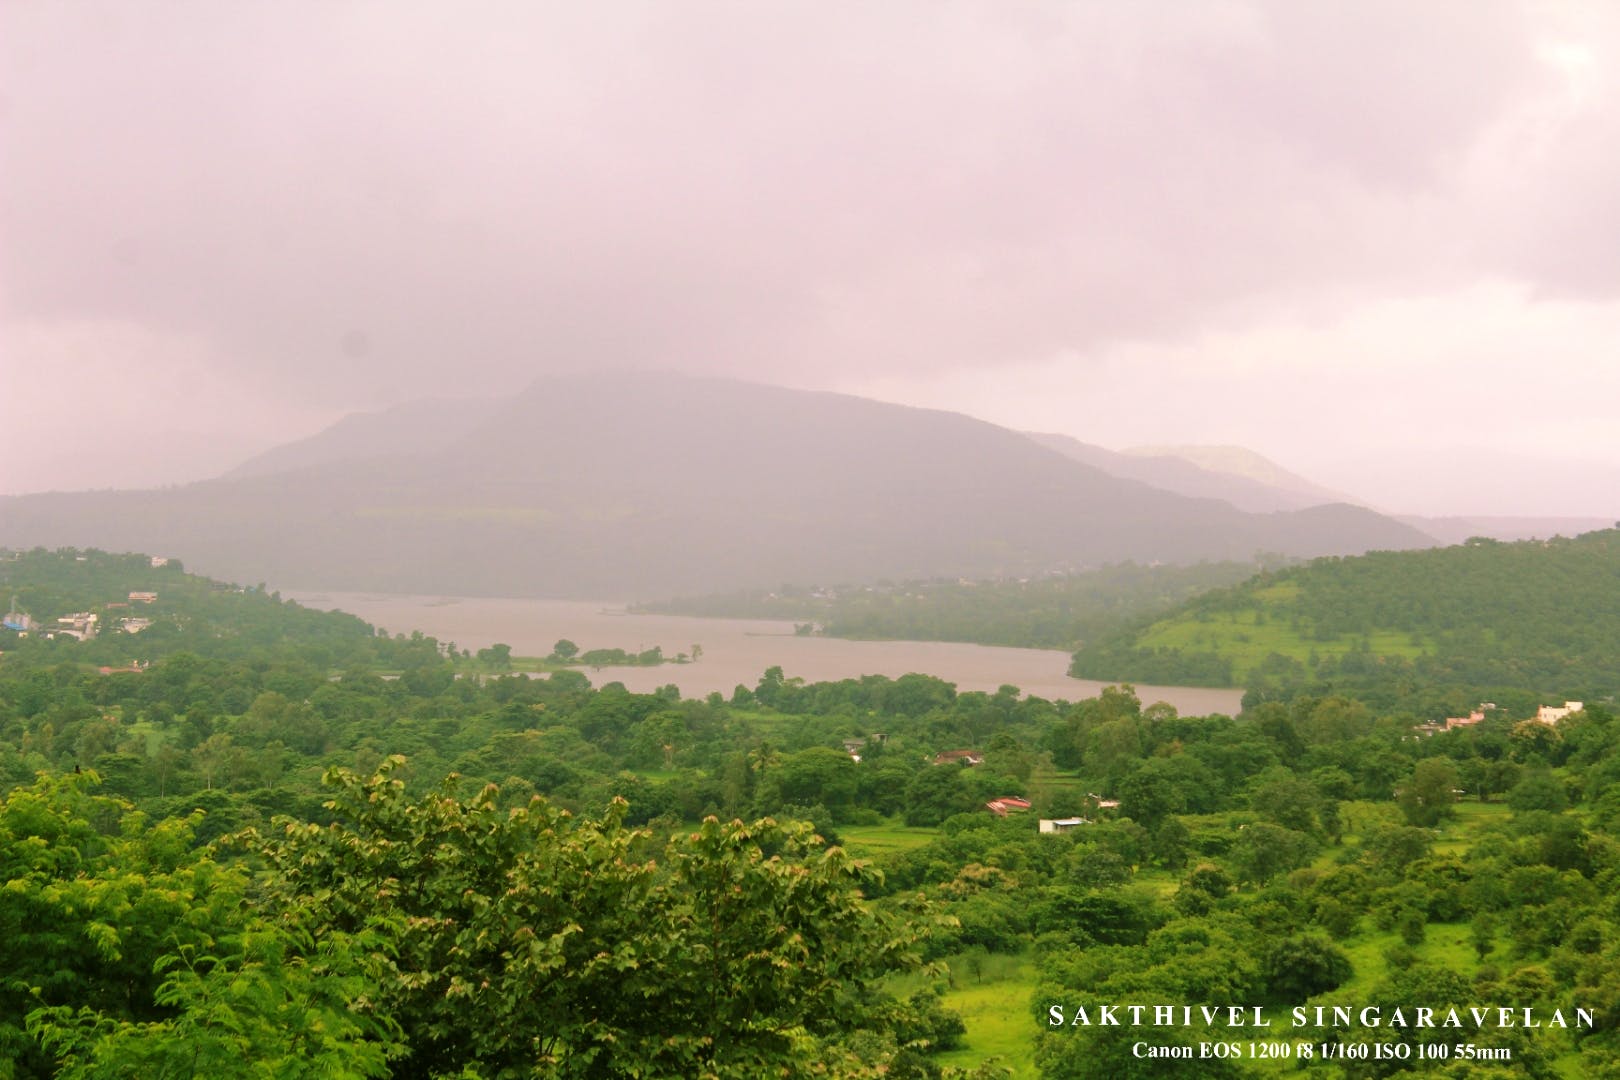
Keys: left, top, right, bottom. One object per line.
{"left": 1072, "top": 529, "right": 1620, "bottom": 706}
{"left": 1227, "top": 823, "right": 1317, "bottom": 887}
{"left": 11, "top": 546, "right": 1620, "bottom": 1076}
{"left": 237, "top": 758, "right": 935, "bottom": 1078}
{"left": 1, "top": 775, "right": 226, "bottom": 1078}
{"left": 1036, "top": 1023, "right": 1251, "bottom": 1079}
{"left": 1399, "top": 757, "right": 1460, "bottom": 827}
{"left": 904, "top": 765, "right": 983, "bottom": 827}
{"left": 643, "top": 561, "right": 1271, "bottom": 650}
{"left": 28, "top": 921, "right": 401, "bottom": 1080}
{"left": 0, "top": 548, "right": 434, "bottom": 673}
{"left": 1259, "top": 933, "right": 1353, "bottom": 1003}
{"left": 3, "top": 772, "right": 397, "bottom": 1080}
{"left": 1508, "top": 769, "right": 1569, "bottom": 814}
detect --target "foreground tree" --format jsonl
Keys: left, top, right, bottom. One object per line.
{"left": 29, "top": 920, "right": 400, "bottom": 1080}
{"left": 14, "top": 761, "right": 946, "bottom": 1079}
{"left": 7, "top": 773, "right": 394, "bottom": 1080}
{"left": 238, "top": 757, "right": 937, "bottom": 1079}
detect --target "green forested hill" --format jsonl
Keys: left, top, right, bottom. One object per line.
{"left": 0, "top": 548, "right": 440, "bottom": 672}
{"left": 1070, "top": 529, "right": 1620, "bottom": 707}
{"left": 644, "top": 560, "right": 1279, "bottom": 649}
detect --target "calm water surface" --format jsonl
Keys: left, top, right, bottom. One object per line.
{"left": 289, "top": 592, "right": 1244, "bottom": 715}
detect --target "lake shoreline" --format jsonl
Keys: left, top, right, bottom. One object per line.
{"left": 288, "top": 591, "right": 1246, "bottom": 716}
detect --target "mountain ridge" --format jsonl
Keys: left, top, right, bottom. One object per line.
{"left": 0, "top": 372, "right": 1435, "bottom": 599}
{"left": 1027, "top": 432, "right": 1337, "bottom": 513}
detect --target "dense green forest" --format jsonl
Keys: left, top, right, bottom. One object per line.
{"left": 0, "top": 550, "right": 429, "bottom": 672}
{"left": 1070, "top": 529, "right": 1620, "bottom": 712}
{"left": 642, "top": 561, "right": 1279, "bottom": 650}
{"left": 5, "top": 548, "right": 1620, "bottom": 1077}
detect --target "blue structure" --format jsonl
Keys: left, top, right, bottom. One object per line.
{"left": 3, "top": 595, "right": 30, "bottom": 631}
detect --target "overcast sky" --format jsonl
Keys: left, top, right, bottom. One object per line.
{"left": 4, "top": 1, "right": 1620, "bottom": 515}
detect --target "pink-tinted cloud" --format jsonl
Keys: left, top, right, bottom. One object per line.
{"left": 3, "top": 1, "right": 1619, "bottom": 500}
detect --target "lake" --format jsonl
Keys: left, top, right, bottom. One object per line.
{"left": 287, "top": 592, "right": 1246, "bottom": 715}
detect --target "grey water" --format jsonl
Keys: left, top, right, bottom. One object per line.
{"left": 289, "top": 592, "right": 1245, "bottom": 716}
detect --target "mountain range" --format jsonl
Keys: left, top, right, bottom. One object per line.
{"left": 0, "top": 372, "right": 1442, "bottom": 598}
{"left": 1026, "top": 433, "right": 1348, "bottom": 513}
{"left": 1029, "top": 433, "right": 1613, "bottom": 542}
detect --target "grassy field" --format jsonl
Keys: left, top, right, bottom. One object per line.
{"left": 1432, "top": 799, "right": 1513, "bottom": 854}
{"left": 837, "top": 820, "right": 941, "bottom": 857}
{"left": 937, "top": 955, "right": 1040, "bottom": 1080}
{"left": 1027, "top": 768, "right": 1091, "bottom": 809}
{"left": 884, "top": 953, "right": 1040, "bottom": 1079}
{"left": 1134, "top": 602, "right": 1429, "bottom": 683}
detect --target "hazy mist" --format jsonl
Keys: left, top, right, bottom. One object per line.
{"left": 5, "top": 1, "right": 1620, "bottom": 516}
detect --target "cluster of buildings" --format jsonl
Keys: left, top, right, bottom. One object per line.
{"left": 985, "top": 787, "right": 1120, "bottom": 834}
{"left": 2, "top": 590, "right": 160, "bottom": 642}
{"left": 52, "top": 611, "right": 99, "bottom": 641}
{"left": 1414, "top": 700, "right": 1586, "bottom": 736}
{"left": 1413, "top": 704, "right": 1497, "bottom": 736}
{"left": 920, "top": 745, "right": 1127, "bottom": 832}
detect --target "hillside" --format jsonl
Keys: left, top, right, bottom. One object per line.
{"left": 1025, "top": 433, "right": 1334, "bottom": 513}
{"left": 0, "top": 373, "right": 1434, "bottom": 599}
{"left": 1035, "top": 434, "right": 1615, "bottom": 542}
{"left": 1124, "top": 443, "right": 1355, "bottom": 505}
{"left": 1395, "top": 513, "right": 1617, "bottom": 546}
{"left": 1069, "top": 529, "right": 1620, "bottom": 705}
{"left": 0, "top": 548, "right": 436, "bottom": 671}
{"left": 225, "top": 395, "right": 500, "bottom": 479}
{"left": 644, "top": 560, "right": 1283, "bottom": 649}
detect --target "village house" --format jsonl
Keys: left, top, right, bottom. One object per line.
{"left": 933, "top": 749, "right": 983, "bottom": 766}
{"left": 53, "top": 612, "right": 98, "bottom": 640}
{"left": 1537, "top": 701, "right": 1584, "bottom": 725}
{"left": 985, "top": 797, "right": 1031, "bottom": 817}
{"left": 840, "top": 734, "right": 885, "bottom": 762}
{"left": 1412, "top": 703, "right": 1496, "bottom": 736}
{"left": 1038, "top": 817, "right": 1090, "bottom": 833}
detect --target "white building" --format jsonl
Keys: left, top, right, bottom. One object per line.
{"left": 1536, "top": 701, "right": 1584, "bottom": 725}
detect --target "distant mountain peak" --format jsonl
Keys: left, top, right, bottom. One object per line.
{"left": 2, "top": 377, "right": 1434, "bottom": 599}
{"left": 1121, "top": 444, "right": 1359, "bottom": 506}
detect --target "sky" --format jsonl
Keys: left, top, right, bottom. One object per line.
{"left": 4, "top": 1, "right": 1620, "bottom": 516}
